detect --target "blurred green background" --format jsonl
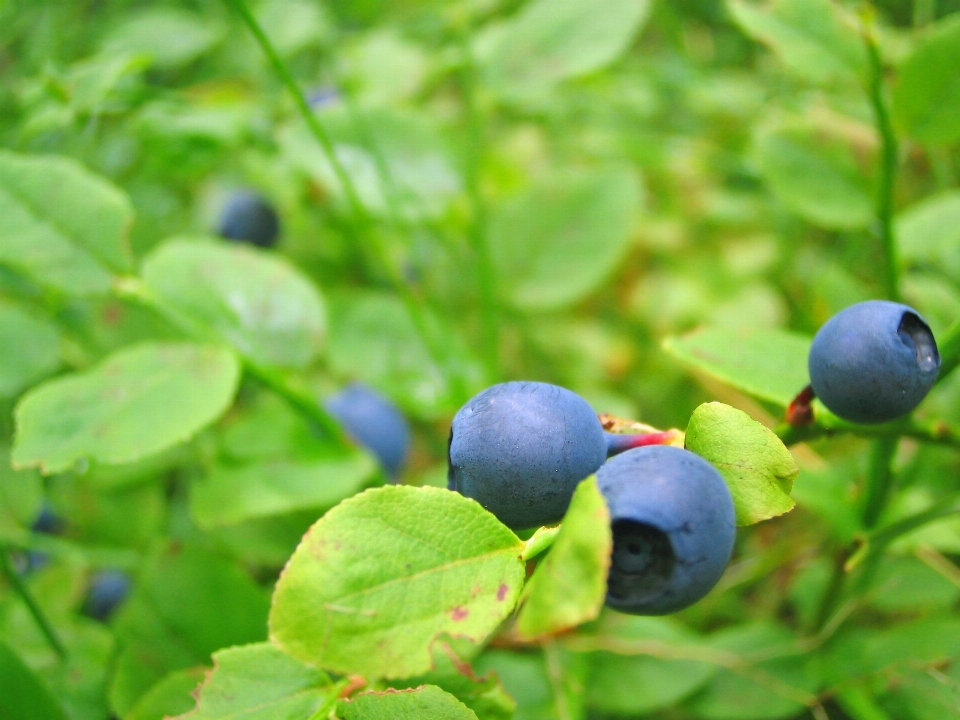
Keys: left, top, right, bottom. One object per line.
{"left": 2, "top": 0, "right": 960, "bottom": 718}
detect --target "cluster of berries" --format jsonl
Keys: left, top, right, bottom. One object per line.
{"left": 448, "top": 300, "right": 942, "bottom": 616}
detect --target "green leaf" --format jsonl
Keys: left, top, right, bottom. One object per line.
{"left": 0, "top": 641, "right": 68, "bottom": 720}
{"left": 127, "top": 667, "right": 206, "bottom": 720}
{"left": 109, "top": 543, "right": 271, "bottom": 715}
{"left": 269, "top": 486, "right": 525, "bottom": 679}
{"left": 0, "top": 302, "right": 60, "bottom": 398}
{"left": 685, "top": 403, "right": 797, "bottom": 526}
{"left": 99, "top": 8, "right": 223, "bottom": 69}
{"left": 13, "top": 342, "right": 239, "bottom": 474}
{"left": 142, "top": 239, "right": 326, "bottom": 369}
{"left": 489, "top": 168, "right": 641, "bottom": 310}
{"left": 727, "top": 0, "right": 866, "bottom": 85}
{"left": 0, "top": 150, "right": 133, "bottom": 295}
{"left": 584, "top": 615, "right": 716, "bottom": 716}
{"left": 753, "top": 123, "right": 874, "bottom": 230}
{"left": 895, "top": 190, "right": 960, "bottom": 281}
{"left": 190, "top": 454, "right": 377, "bottom": 528}
{"left": 516, "top": 477, "right": 611, "bottom": 639}
{"left": 327, "top": 291, "right": 482, "bottom": 418}
{"left": 663, "top": 326, "right": 812, "bottom": 408}
{"left": 892, "top": 14, "right": 960, "bottom": 145}
{"left": 338, "top": 685, "right": 479, "bottom": 720}
{"left": 480, "top": 0, "right": 652, "bottom": 99}
{"left": 0, "top": 445, "right": 43, "bottom": 535}
{"left": 175, "top": 643, "right": 333, "bottom": 720}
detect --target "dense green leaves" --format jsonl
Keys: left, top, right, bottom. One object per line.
{"left": 686, "top": 403, "right": 797, "bottom": 525}
{"left": 177, "top": 643, "right": 333, "bottom": 720}
{"left": 142, "top": 239, "right": 326, "bottom": 369}
{"left": 516, "top": 477, "right": 611, "bottom": 639}
{"left": 892, "top": 14, "right": 960, "bottom": 145}
{"left": 0, "top": 641, "right": 68, "bottom": 720}
{"left": 13, "top": 342, "right": 239, "bottom": 474}
{"left": 663, "top": 326, "right": 812, "bottom": 408}
{"left": 0, "top": 302, "right": 60, "bottom": 398}
{"left": 0, "top": 150, "right": 133, "bottom": 295}
{"left": 728, "top": 0, "right": 866, "bottom": 84}
{"left": 896, "top": 190, "right": 960, "bottom": 281}
{"left": 98, "top": 8, "right": 223, "bottom": 69}
{"left": 480, "top": 0, "right": 652, "bottom": 99}
{"left": 489, "top": 168, "right": 641, "bottom": 310}
{"left": 269, "top": 486, "right": 525, "bottom": 679}
{"left": 339, "top": 685, "right": 479, "bottom": 720}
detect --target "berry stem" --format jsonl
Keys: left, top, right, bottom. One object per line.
{"left": 785, "top": 384, "right": 816, "bottom": 426}
{"left": 861, "top": 437, "right": 898, "bottom": 529}
{"left": 861, "top": 11, "right": 900, "bottom": 302}
{"left": 0, "top": 544, "right": 67, "bottom": 660}
{"left": 604, "top": 430, "right": 682, "bottom": 457}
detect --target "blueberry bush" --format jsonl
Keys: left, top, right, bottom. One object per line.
{"left": 2, "top": 1, "right": 960, "bottom": 719}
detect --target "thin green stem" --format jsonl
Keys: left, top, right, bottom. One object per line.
{"left": 861, "top": 437, "right": 898, "bottom": 529}
{"left": 811, "top": 548, "right": 851, "bottom": 634}
{"left": 222, "top": 0, "right": 368, "bottom": 233}
{"left": 862, "top": 16, "right": 900, "bottom": 302}
{"left": 112, "top": 277, "right": 347, "bottom": 443}
{"left": 776, "top": 416, "right": 960, "bottom": 450}
{"left": 459, "top": 31, "right": 499, "bottom": 379}
{"left": 0, "top": 545, "right": 67, "bottom": 660}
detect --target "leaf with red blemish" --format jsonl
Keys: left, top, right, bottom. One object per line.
{"left": 269, "top": 486, "right": 525, "bottom": 680}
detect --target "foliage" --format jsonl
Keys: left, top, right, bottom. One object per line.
{"left": 1, "top": 0, "right": 960, "bottom": 719}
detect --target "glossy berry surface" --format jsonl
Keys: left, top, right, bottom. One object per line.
{"left": 597, "top": 445, "right": 735, "bottom": 615}
{"left": 448, "top": 381, "right": 607, "bottom": 529}
{"left": 326, "top": 382, "right": 411, "bottom": 478}
{"left": 808, "top": 300, "right": 940, "bottom": 424}
{"left": 218, "top": 191, "right": 280, "bottom": 249}
{"left": 82, "top": 569, "right": 131, "bottom": 622}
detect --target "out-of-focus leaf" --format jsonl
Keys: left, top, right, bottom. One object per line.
{"left": 0, "top": 641, "right": 68, "bottom": 720}
{"left": 13, "top": 342, "right": 239, "bottom": 474}
{"left": 142, "top": 239, "right": 326, "bottom": 369}
{"left": 125, "top": 667, "right": 206, "bottom": 720}
{"left": 327, "top": 290, "right": 482, "bottom": 418}
{"left": 727, "top": 0, "right": 866, "bottom": 84}
{"left": 584, "top": 614, "right": 716, "bottom": 716}
{"left": 0, "top": 150, "right": 133, "bottom": 295}
{"left": 99, "top": 9, "right": 223, "bottom": 69}
{"left": 0, "top": 302, "right": 60, "bottom": 398}
{"left": 892, "top": 14, "right": 960, "bottom": 145}
{"left": 176, "top": 643, "right": 333, "bottom": 720}
{"left": 190, "top": 453, "right": 377, "bottom": 528}
{"left": 663, "top": 326, "right": 812, "bottom": 408}
{"left": 0, "top": 445, "right": 42, "bottom": 534}
{"left": 895, "top": 190, "right": 960, "bottom": 281}
{"left": 109, "top": 543, "right": 270, "bottom": 716}
{"left": 474, "top": 648, "right": 586, "bottom": 720}
{"left": 489, "top": 167, "right": 641, "bottom": 310}
{"left": 685, "top": 403, "right": 797, "bottom": 526}
{"left": 338, "top": 685, "right": 479, "bottom": 720}
{"left": 754, "top": 123, "right": 873, "bottom": 229}
{"left": 516, "top": 477, "right": 611, "bottom": 639}
{"left": 269, "top": 486, "right": 525, "bottom": 679}
{"left": 480, "top": 0, "right": 652, "bottom": 99}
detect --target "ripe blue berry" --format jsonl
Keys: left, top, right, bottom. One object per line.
{"left": 82, "top": 569, "right": 131, "bottom": 622}
{"left": 326, "top": 382, "right": 411, "bottom": 479}
{"left": 597, "top": 445, "right": 735, "bottom": 615}
{"left": 448, "top": 381, "right": 607, "bottom": 529}
{"left": 218, "top": 191, "right": 280, "bottom": 249}
{"left": 808, "top": 300, "right": 940, "bottom": 424}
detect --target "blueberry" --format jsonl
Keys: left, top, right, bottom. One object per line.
{"left": 597, "top": 445, "right": 735, "bottom": 615}
{"left": 808, "top": 300, "right": 940, "bottom": 424}
{"left": 448, "top": 381, "right": 607, "bottom": 530}
{"left": 217, "top": 191, "right": 280, "bottom": 249}
{"left": 326, "top": 382, "right": 411, "bottom": 479}
{"left": 82, "top": 569, "right": 131, "bottom": 622}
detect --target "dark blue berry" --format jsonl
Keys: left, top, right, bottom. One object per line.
{"left": 82, "top": 569, "right": 131, "bottom": 622}
{"left": 326, "top": 382, "right": 411, "bottom": 479}
{"left": 597, "top": 445, "right": 735, "bottom": 615}
{"left": 808, "top": 300, "right": 940, "bottom": 424}
{"left": 218, "top": 191, "right": 280, "bottom": 249}
{"left": 448, "top": 381, "right": 607, "bottom": 530}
